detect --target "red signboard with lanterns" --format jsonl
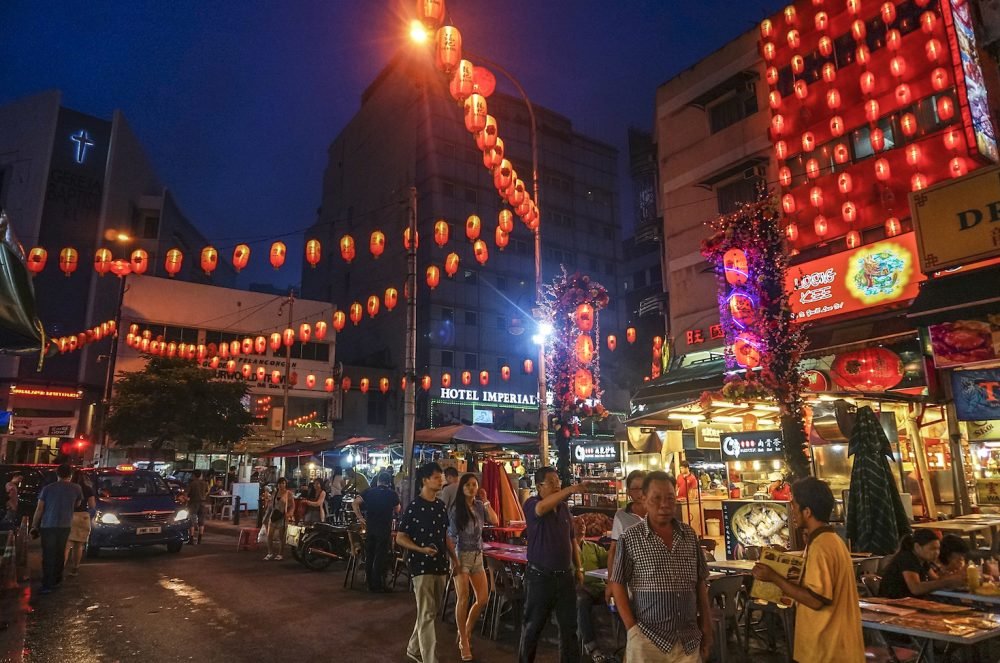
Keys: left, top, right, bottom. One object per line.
{"left": 785, "top": 232, "right": 924, "bottom": 322}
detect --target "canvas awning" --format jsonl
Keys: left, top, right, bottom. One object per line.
{"left": 0, "top": 213, "right": 49, "bottom": 366}
{"left": 907, "top": 264, "right": 1000, "bottom": 326}
{"left": 414, "top": 424, "right": 535, "bottom": 447}
{"left": 626, "top": 359, "right": 726, "bottom": 426}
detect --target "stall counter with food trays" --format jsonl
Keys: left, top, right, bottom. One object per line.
{"left": 721, "top": 499, "right": 792, "bottom": 560}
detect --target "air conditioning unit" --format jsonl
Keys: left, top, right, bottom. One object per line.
{"left": 743, "top": 165, "right": 766, "bottom": 180}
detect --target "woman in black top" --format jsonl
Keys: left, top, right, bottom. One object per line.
{"left": 880, "top": 529, "right": 965, "bottom": 598}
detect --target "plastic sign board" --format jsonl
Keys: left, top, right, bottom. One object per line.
{"left": 572, "top": 442, "right": 620, "bottom": 464}
{"left": 952, "top": 369, "right": 1000, "bottom": 421}
{"left": 976, "top": 479, "right": 1000, "bottom": 505}
{"left": 720, "top": 430, "right": 784, "bottom": 461}
{"left": 967, "top": 420, "right": 1000, "bottom": 442}
{"left": 910, "top": 167, "right": 1000, "bottom": 273}
{"left": 786, "top": 233, "right": 923, "bottom": 323}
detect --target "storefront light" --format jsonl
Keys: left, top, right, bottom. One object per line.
{"left": 709, "top": 415, "right": 746, "bottom": 424}
{"left": 752, "top": 461, "right": 761, "bottom": 471}
{"left": 667, "top": 413, "right": 705, "bottom": 421}
{"left": 771, "top": 460, "right": 782, "bottom": 470}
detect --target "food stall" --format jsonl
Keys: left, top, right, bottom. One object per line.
{"left": 569, "top": 440, "right": 625, "bottom": 515}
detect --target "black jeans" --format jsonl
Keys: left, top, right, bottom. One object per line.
{"left": 576, "top": 586, "right": 600, "bottom": 647}
{"left": 40, "top": 527, "right": 70, "bottom": 589}
{"left": 519, "top": 565, "right": 579, "bottom": 663}
{"left": 365, "top": 530, "right": 391, "bottom": 590}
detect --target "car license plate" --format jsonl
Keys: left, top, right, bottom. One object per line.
{"left": 136, "top": 526, "right": 162, "bottom": 535}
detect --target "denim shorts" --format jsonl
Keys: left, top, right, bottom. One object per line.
{"left": 457, "top": 550, "right": 485, "bottom": 575}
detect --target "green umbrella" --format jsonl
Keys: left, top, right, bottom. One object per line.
{"left": 846, "top": 406, "right": 911, "bottom": 555}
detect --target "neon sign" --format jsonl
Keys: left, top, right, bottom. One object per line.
{"left": 70, "top": 130, "right": 95, "bottom": 164}
{"left": 9, "top": 385, "right": 83, "bottom": 399}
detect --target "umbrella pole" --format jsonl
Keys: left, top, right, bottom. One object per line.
{"left": 907, "top": 405, "right": 937, "bottom": 519}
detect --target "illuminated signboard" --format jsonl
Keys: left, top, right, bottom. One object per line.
{"left": 572, "top": 442, "right": 620, "bottom": 464}
{"left": 720, "top": 430, "right": 784, "bottom": 462}
{"left": 942, "top": 0, "right": 999, "bottom": 163}
{"left": 952, "top": 369, "right": 1000, "bottom": 421}
{"left": 437, "top": 388, "right": 538, "bottom": 406}
{"left": 9, "top": 385, "right": 83, "bottom": 399}
{"left": 786, "top": 233, "right": 925, "bottom": 323}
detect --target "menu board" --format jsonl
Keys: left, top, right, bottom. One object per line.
{"left": 721, "top": 430, "right": 784, "bottom": 462}
{"left": 929, "top": 315, "right": 1000, "bottom": 368}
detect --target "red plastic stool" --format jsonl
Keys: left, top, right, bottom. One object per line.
{"left": 237, "top": 527, "right": 260, "bottom": 551}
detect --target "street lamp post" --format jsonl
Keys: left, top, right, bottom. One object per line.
{"left": 403, "top": 186, "right": 418, "bottom": 502}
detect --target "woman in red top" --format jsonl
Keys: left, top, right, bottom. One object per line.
{"left": 768, "top": 472, "right": 792, "bottom": 501}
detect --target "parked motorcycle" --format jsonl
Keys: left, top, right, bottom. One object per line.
{"left": 286, "top": 521, "right": 351, "bottom": 571}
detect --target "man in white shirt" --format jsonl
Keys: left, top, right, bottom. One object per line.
{"left": 329, "top": 467, "right": 346, "bottom": 523}
{"left": 438, "top": 466, "right": 460, "bottom": 510}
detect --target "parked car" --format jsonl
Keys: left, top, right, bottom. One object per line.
{"left": 83, "top": 465, "right": 190, "bottom": 556}
{"left": 0, "top": 464, "right": 58, "bottom": 520}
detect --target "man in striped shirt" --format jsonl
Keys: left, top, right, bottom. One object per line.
{"left": 609, "top": 471, "right": 712, "bottom": 662}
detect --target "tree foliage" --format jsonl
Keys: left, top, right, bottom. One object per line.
{"left": 106, "top": 358, "right": 252, "bottom": 451}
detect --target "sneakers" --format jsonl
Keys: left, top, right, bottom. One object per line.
{"left": 405, "top": 650, "right": 422, "bottom": 663}
{"left": 274, "top": 554, "right": 283, "bottom": 561}
{"left": 263, "top": 554, "right": 274, "bottom": 561}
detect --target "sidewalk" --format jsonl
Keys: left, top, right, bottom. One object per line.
{"left": 204, "top": 513, "right": 260, "bottom": 538}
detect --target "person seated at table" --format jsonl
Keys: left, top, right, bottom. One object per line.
{"left": 573, "top": 516, "right": 611, "bottom": 663}
{"left": 208, "top": 476, "right": 227, "bottom": 497}
{"left": 933, "top": 534, "right": 969, "bottom": 577}
{"left": 880, "top": 529, "right": 965, "bottom": 598}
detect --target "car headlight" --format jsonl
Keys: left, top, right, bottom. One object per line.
{"left": 98, "top": 512, "right": 120, "bottom": 525}
{"left": 174, "top": 509, "right": 189, "bottom": 522}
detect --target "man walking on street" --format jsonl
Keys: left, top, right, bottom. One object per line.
{"left": 609, "top": 471, "right": 712, "bottom": 663}
{"left": 352, "top": 472, "right": 400, "bottom": 593}
{"left": 29, "top": 463, "right": 83, "bottom": 594}
{"left": 751, "top": 477, "right": 865, "bottom": 663}
{"left": 519, "top": 466, "right": 584, "bottom": 663}
{"left": 396, "top": 462, "right": 458, "bottom": 663}
{"left": 186, "top": 470, "right": 208, "bottom": 545}
{"left": 4, "top": 471, "right": 22, "bottom": 526}
{"left": 438, "top": 466, "right": 460, "bottom": 511}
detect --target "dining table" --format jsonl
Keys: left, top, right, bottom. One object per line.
{"left": 483, "top": 542, "right": 527, "bottom": 565}
{"left": 932, "top": 589, "right": 1000, "bottom": 609}
{"left": 912, "top": 517, "right": 1000, "bottom": 554}
{"left": 707, "top": 559, "right": 756, "bottom": 574}
{"left": 862, "top": 609, "right": 1000, "bottom": 662}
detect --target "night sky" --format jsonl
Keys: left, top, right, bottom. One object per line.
{"left": 1, "top": 0, "right": 784, "bottom": 286}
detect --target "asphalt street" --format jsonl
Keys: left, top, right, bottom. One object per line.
{"left": 5, "top": 532, "right": 549, "bottom": 663}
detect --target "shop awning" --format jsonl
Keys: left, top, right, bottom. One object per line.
{"left": 414, "top": 424, "right": 535, "bottom": 447}
{"left": 629, "top": 360, "right": 725, "bottom": 409}
{"left": 0, "top": 214, "right": 49, "bottom": 365}
{"left": 907, "top": 264, "right": 1000, "bottom": 326}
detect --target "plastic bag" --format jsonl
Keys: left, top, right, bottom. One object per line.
{"left": 256, "top": 526, "right": 267, "bottom": 544}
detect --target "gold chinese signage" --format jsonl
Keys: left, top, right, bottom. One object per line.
{"left": 977, "top": 478, "right": 1000, "bottom": 505}
{"left": 909, "top": 166, "right": 1000, "bottom": 273}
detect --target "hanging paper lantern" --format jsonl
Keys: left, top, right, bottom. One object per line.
{"left": 254, "top": 336, "right": 267, "bottom": 354}
{"left": 857, "top": 44, "right": 871, "bottom": 65}
{"left": 884, "top": 217, "right": 902, "bottom": 237}
{"left": 760, "top": 18, "right": 774, "bottom": 39}
{"left": 332, "top": 310, "right": 346, "bottom": 332}
{"left": 473, "top": 240, "right": 488, "bottom": 265}
{"left": 314, "top": 321, "right": 328, "bottom": 340}
{"left": 304, "top": 239, "right": 322, "bottom": 268}
{"left": 130, "top": 248, "right": 148, "bottom": 275}
{"left": 450, "top": 59, "right": 475, "bottom": 102}
{"left": 837, "top": 173, "right": 853, "bottom": 195}
{"left": 823, "top": 65, "right": 837, "bottom": 85}
{"left": 575, "top": 334, "right": 595, "bottom": 364}
{"left": 881, "top": 1, "right": 897, "bottom": 24}
{"left": 905, "top": 144, "right": 921, "bottom": 167}
{"left": 475, "top": 115, "right": 498, "bottom": 151}
{"left": 895, "top": 83, "right": 912, "bottom": 106}
{"left": 495, "top": 226, "right": 509, "bottom": 250}
{"left": 415, "top": 375, "right": 428, "bottom": 391}
{"left": 793, "top": 80, "right": 808, "bottom": 100}
{"left": 770, "top": 114, "right": 785, "bottom": 137}
{"left": 926, "top": 38, "right": 943, "bottom": 62}
{"left": 818, "top": 35, "right": 832, "bottom": 57}
{"left": 403, "top": 227, "right": 418, "bottom": 251}
{"left": 728, "top": 292, "right": 756, "bottom": 328}
{"left": 766, "top": 66, "right": 779, "bottom": 86}
{"left": 949, "top": 157, "right": 968, "bottom": 178}
{"left": 461, "top": 370, "right": 472, "bottom": 386}
{"left": 851, "top": 18, "right": 866, "bottom": 41}
{"left": 226, "top": 360, "right": 236, "bottom": 375}
{"left": 931, "top": 67, "right": 949, "bottom": 91}
{"left": 522, "top": 359, "right": 533, "bottom": 374}
{"left": 426, "top": 265, "right": 441, "bottom": 289}
{"left": 434, "top": 25, "right": 462, "bottom": 73}
{"left": 256, "top": 366, "right": 266, "bottom": 382}
{"left": 887, "top": 28, "right": 902, "bottom": 51}
{"left": 369, "top": 231, "right": 386, "bottom": 258}
{"left": 911, "top": 173, "right": 928, "bottom": 191}
{"left": 830, "top": 116, "right": 845, "bottom": 137}
{"left": 269, "top": 333, "right": 282, "bottom": 352}
{"left": 920, "top": 10, "right": 938, "bottom": 33}
{"left": 342, "top": 376, "right": 352, "bottom": 391}
{"left": 936, "top": 96, "right": 955, "bottom": 121}
{"left": 813, "top": 215, "right": 829, "bottom": 239}
{"left": 944, "top": 128, "right": 964, "bottom": 150}
{"left": 268, "top": 241, "right": 286, "bottom": 270}
{"left": 809, "top": 186, "right": 824, "bottom": 208}
{"left": 94, "top": 248, "right": 113, "bottom": 276}
{"left": 164, "top": 248, "right": 183, "bottom": 277}
{"left": 786, "top": 29, "right": 800, "bottom": 48}
{"left": 626, "top": 327, "right": 637, "bottom": 344}
{"left": 484, "top": 138, "right": 504, "bottom": 169}
{"left": 573, "top": 368, "right": 594, "bottom": 400}
{"left": 842, "top": 201, "right": 858, "bottom": 223}
{"left": 26, "top": 248, "right": 47, "bottom": 274}
{"left": 379, "top": 377, "right": 390, "bottom": 394}
{"left": 846, "top": 230, "right": 862, "bottom": 249}
{"left": 569, "top": 304, "right": 593, "bottom": 333}
{"left": 723, "top": 249, "right": 749, "bottom": 286}
{"left": 299, "top": 323, "right": 312, "bottom": 343}
{"left": 428, "top": 221, "right": 448, "bottom": 249}
{"left": 241, "top": 363, "right": 252, "bottom": 379}
{"left": 774, "top": 139, "right": 787, "bottom": 159}
{"left": 225, "top": 340, "right": 237, "bottom": 356}
{"left": 323, "top": 377, "right": 333, "bottom": 392}
{"left": 384, "top": 287, "right": 398, "bottom": 312}
{"left": 477, "top": 370, "right": 488, "bottom": 387}
{"left": 865, "top": 99, "right": 880, "bottom": 123}
{"left": 606, "top": 335, "right": 617, "bottom": 352}
{"left": 367, "top": 295, "right": 380, "bottom": 318}
{"left": 465, "top": 215, "right": 481, "bottom": 241}
{"left": 733, "top": 333, "right": 761, "bottom": 369}
{"left": 785, "top": 221, "right": 800, "bottom": 240}
{"left": 349, "top": 302, "right": 363, "bottom": 325}
{"left": 200, "top": 246, "right": 218, "bottom": 275}
{"left": 781, "top": 194, "right": 796, "bottom": 214}
{"left": 806, "top": 159, "right": 820, "bottom": 179}
{"left": 464, "top": 93, "right": 487, "bottom": 133}
{"left": 801, "top": 132, "right": 815, "bottom": 152}
{"left": 198, "top": 344, "right": 209, "bottom": 361}
{"left": 228, "top": 244, "right": 249, "bottom": 272}
{"left": 497, "top": 365, "right": 510, "bottom": 382}
{"left": 340, "top": 235, "right": 356, "bottom": 263}
{"left": 791, "top": 54, "right": 804, "bottom": 74}
{"left": 281, "top": 328, "right": 295, "bottom": 347}
{"left": 762, "top": 42, "right": 776, "bottom": 61}
{"left": 833, "top": 143, "right": 850, "bottom": 164}
{"left": 359, "top": 377, "right": 370, "bottom": 394}
{"left": 830, "top": 347, "right": 904, "bottom": 392}
{"left": 870, "top": 128, "right": 886, "bottom": 152}
{"left": 874, "top": 158, "right": 891, "bottom": 181}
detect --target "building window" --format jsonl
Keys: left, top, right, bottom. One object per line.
{"left": 441, "top": 350, "right": 454, "bottom": 367}
{"left": 716, "top": 176, "right": 761, "bottom": 215}
{"left": 464, "top": 311, "right": 477, "bottom": 326}
{"left": 496, "top": 316, "right": 506, "bottom": 331}
{"left": 441, "top": 307, "right": 454, "bottom": 322}
{"left": 707, "top": 87, "right": 758, "bottom": 134}
{"left": 464, "top": 353, "right": 477, "bottom": 370}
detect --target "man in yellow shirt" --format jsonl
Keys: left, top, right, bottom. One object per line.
{"left": 752, "top": 477, "right": 865, "bottom": 663}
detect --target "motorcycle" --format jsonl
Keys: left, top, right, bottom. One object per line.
{"left": 286, "top": 521, "right": 351, "bottom": 571}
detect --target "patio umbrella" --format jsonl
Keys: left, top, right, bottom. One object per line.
{"left": 846, "top": 406, "right": 912, "bottom": 555}
{"left": 414, "top": 424, "right": 535, "bottom": 447}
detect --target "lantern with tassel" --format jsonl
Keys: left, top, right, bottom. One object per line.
{"left": 367, "top": 295, "right": 380, "bottom": 318}
{"left": 369, "top": 231, "right": 385, "bottom": 258}
{"left": 445, "top": 253, "right": 460, "bottom": 277}
{"left": 59, "top": 248, "right": 79, "bottom": 276}
{"left": 305, "top": 239, "right": 321, "bottom": 268}
{"left": 94, "top": 249, "right": 113, "bottom": 276}
{"left": 340, "top": 235, "right": 356, "bottom": 263}
{"left": 200, "top": 247, "right": 218, "bottom": 275}
{"left": 164, "top": 249, "right": 183, "bottom": 277}
{"left": 434, "top": 220, "right": 449, "bottom": 247}
{"left": 384, "top": 287, "right": 398, "bottom": 311}
{"left": 130, "top": 248, "right": 148, "bottom": 275}
{"left": 269, "top": 242, "right": 286, "bottom": 269}
{"left": 350, "top": 302, "right": 363, "bottom": 325}
{"left": 426, "top": 265, "right": 441, "bottom": 289}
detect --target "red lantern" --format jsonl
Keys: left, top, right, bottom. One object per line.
{"left": 130, "top": 248, "right": 148, "bottom": 275}
{"left": 498, "top": 209, "right": 514, "bottom": 234}
{"left": 403, "top": 227, "right": 418, "bottom": 251}
{"left": 760, "top": 18, "right": 774, "bottom": 39}
{"left": 573, "top": 368, "right": 594, "bottom": 400}
{"left": 874, "top": 158, "right": 891, "bottom": 181}
{"left": 865, "top": 99, "right": 880, "bottom": 123}
{"left": 305, "top": 239, "right": 321, "bottom": 268}
{"left": 791, "top": 54, "right": 804, "bottom": 74}
{"left": 833, "top": 143, "right": 850, "bottom": 164}
{"left": 786, "top": 29, "right": 800, "bottom": 49}
{"left": 464, "top": 93, "right": 487, "bottom": 133}
{"left": 94, "top": 248, "right": 113, "bottom": 276}
{"left": 26, "top": 248, "right": 47, "bottom": 274}
{"left": 920, "top": 10, "right": 938, "bottom": 33}
{"left": 911, "top": 173, "right": 928, "bottom": 191}
{"left": 905, "top": 144, "right": 921, "bottom": 166}
{"left": 856, "top": 44, "right": 871, "bottom": 65}
{"left": 733, "top": 333, "right": 761, "bottom": 369}
{"left": 889, "top": 56, "right": 907, "bottom": 79}
{"left": 887, "top": 28, "right": 902, "bottom": 51}
{"left": 350, "top": 302, "right": 363, "bottom": 325}
{"left": 931, "top": 67, "right": 949, "bottom": 91}
{"left": 299, "top": 323, "right": 312, "bottom": 343}
{"left": 830, "top": 347, "right": 904, "bottom": 392}
{"left": 484, "top": 139, "right": 504, "bottom": 169}
{"left": 431, "top": 220, "right": 450, "bottom": 248}
{"left": 770, "top": 114, "right": 785, "bottom": 137}
{"left": 806, "top": 159, "right": 820, "bottom": 179}
{"left": 895, "top": 83, "right": 912, "bottom": 106}
{"left": 475, "top": 115, "right": 498, "bottom": 151}
{"left": 269, "top": 333, "right": 282, "bottom": 351}
{"left": 846, "top": 230, "right": 862, "bottom": 249}
{"left": 332, "top": 311, "right": 346, "bottom": 332}
{"left": 473, "top": 239, "right": 488, "bottom": 265}
{"left": 229, "top": 340, "right": 239, "bottom": 356}
{"left": 723, "top": 249, "right": 749, "bottom": 286}
{"left": 851, "top": 18, "right": 866, "bottom": 42}
{"left": 949, "top": 157, "right": 968, "bottom": 178}
{"left": 762, "top": 42, "right": 776, "bottom": 61}
{"left": 781, "top": 194, "right": 796, "bottom": 214}
{"left": 884, "top": 216, "right": 902, "bottom": 237}
{"left": 926, "top": 38, "right": 943, "bottom": 62}
{"left": 342, "top": 376, "right": 352, "bottom": 391}
{"left": 500, "top": 365, "right": 511, "bottom": 381}
{"left": 813, "top": 215, "right": 829, "bottom": 239}
{"left": 774, "top": 139, "right": 788, "bottom": 160}
{"left": 936, "top": 96, "right": 955, "bottom": 121}
{"left": 465, "top": 215, "right": 481, "bottom": 241}
{"left": 238, "top": 363, "right": 250, "bottom": 379}
{"left": 816, "top": 11, "right": 829, "bottom": 30}
{"left": 426, "top": 265, "right": 441, "bottom": 289}
{"left": 369, "top": 231, "right": 385, "bottom": 258}
{"left": 818, "top": 35, "right": 832, "bottom": 57}
{"left": 823, "top": 64, "right": 837, "bottom": 85}
{"left": 779, "top": 166, "right": 792, "bottom": 186}
{"left": 478, "top": 370, "right": 489, "bottom": 387}
{"left": 881, "top": 1, "right": 897, "bottom": 24}
{"left": 495, "top": 226, "right": 509, "bottom": 250}
{"left": 837, "top": 173, "right": 853, "bottom": 194}
{"left": 200, "top": 246, "right": 218, "bottom": 275}
{"left": 367, "top": 295, "right": 380, "bottom": 318}
{"left": 230, "top": 244, "right": 250, "bottom": 272}
{"left": 602, "top": 334, "right": 615, "bottom": 352}
{"left": 450, "top": 59, "right": 474, "bottom": 102}
{"left": 340, "top": 235, "right": 356, "bottom": 263}
{"left": 416, "top": 0, "right": 445, "bottom": 28}
{"left": 575, "top": 303, "right": 595, "bottom": 331}
{"left": 900, "top": 113, "right": 917, "bottom": 137}
{"left": 441, "top": 373, "right": 452, "bottom": 388}
{"left": 282, "top": 328, "right": 295, "bottom": 347}
{"left": 269, "top": 242, "right": 286, "bottom": 269}
{"left": 461, "top": 371, "right": 472, "bottom": 386}
{"left": 384, "top": 287, "right": 398, "bottom": 311}
{"left": 809, "top": 186, "right": 824, "bottom": 208}
{"left": 830, "top": 115, "right": 844, "bottom": 137}
{"left": 314, "top": 321, "right": 328, "bottom": 340}
{"left": 523, "top": 359, "right": 534, "bottom": 374}
{"left": 626, "top": 327, "right": 637, "bottom": 344}
{"left": 793, "top": 80, "right": 808, "bottom": 100}
{"left": 826, "top": 88, "right": 841, "bottom": 110}
{"left": 766, "top": 66, "right": 779, "bottom": 86}
{"left": 944, "top": 128, "right": 963, "bottom": 151}
{"left": 324, "top": 377, "right": 334, "bottom": 392}
{"left": 256, "top": 366, "right": 266, "bottom": 382}
{"left": 359, "top": 377, "right": 370, "bottom": 394}
{"left": 226, "top": 360, "right": 236, "bottom": 375}
{"left": 434, "top": 25, "right": 462, "bottom": 73}
{"left": 254, "top": 336, "right": 267, "bottom": 354}
{"left": 379, "top": 377, "right": 389, "bottom": 394}
{"left": 801, "top": 131, "right": 815, "bottom": 152}
{"left": 164, "top": 248, "right": 183, "bottom": 277}
{"left": 870, "top": 128, "right": 885, "bottom": 152}
{"left": 728, "top": 292, "right": 755, "bottom": 327}
{"left": 842, "top": 201, "right": 858, "bottom": 223}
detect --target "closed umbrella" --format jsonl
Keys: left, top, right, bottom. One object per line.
{"left": 846, "top": 406, "right": 911, "bottom": 555}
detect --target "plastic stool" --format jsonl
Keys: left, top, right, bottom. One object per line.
{"left": 237, "top": 527, "right": 260, "bottom": 551}
{"left": 220, "top": 504, "right": 233, "bottom": 520}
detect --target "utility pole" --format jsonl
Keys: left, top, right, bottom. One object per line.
{"left": 280, "top": 290, "right": 295, "bottom": 445}
{"left": 403, "top": 187, "right": 418, "bottom": 503}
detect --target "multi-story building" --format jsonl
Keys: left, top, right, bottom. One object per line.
{"left": 0, "top": 91, "right": 234, "bottom": 463}
{"left": 301, "top": 52, "right": 626, "bottom": 439}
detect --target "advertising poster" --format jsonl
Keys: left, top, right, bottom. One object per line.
{"left": 930, "top": 315, "right": 1000, "bottom": 368}
{"left": 952, "top": 369, "right": 1000, "bottom": 421}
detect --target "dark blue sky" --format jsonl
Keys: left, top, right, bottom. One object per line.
{"left": 1, "top": 1, "right": 783, "bottom": 286}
